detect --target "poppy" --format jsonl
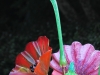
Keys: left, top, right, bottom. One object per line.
{"left": 9, "top": 36, "right": 52, "bottom": 75}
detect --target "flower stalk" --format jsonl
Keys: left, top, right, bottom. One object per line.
{"left": 99, "top": 65, "right": 100, "bottom": 75}
{"left": 50, "top": 0, "right": 67, "bottom": 69}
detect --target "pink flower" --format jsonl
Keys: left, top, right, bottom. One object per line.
{"left": 50, "top": 41, "right": 100, "bottom": 75}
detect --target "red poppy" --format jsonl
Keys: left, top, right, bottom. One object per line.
{"left": 9, "top": 36, "right": 52, "bottom": 75}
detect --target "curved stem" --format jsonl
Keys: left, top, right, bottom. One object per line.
{"left": 99, "top": 65, "right": 100, "bottom": 75}
{"left": 50, "top": 0, "right": 67, "bottom": 67}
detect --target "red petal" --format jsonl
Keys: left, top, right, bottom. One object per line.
{"left": 37, "top": 36, "right": 49, "bottom": 54}
{"left": 34, "top": 50, "right": 52, "bottom": 75}
{"left": 15, "top": 53, "right": 31, "bottom": 68}
{"left": 25, "top": 36, "right": 50, "bottom": 61}
{"left": 25, "top": 42, "right": 39, "bottom": 61}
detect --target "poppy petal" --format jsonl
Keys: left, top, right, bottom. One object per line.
{"left": 25, "top": 42, "right": 39, "bottom": 61}
{"left": 37, "top": 36, "right": 49, "bottom": 54}
{"left": 15, "top": 53, "right": 31, "bottom": 68}
{"left": 34, "top": 50, "right": 52, "bottom": 75}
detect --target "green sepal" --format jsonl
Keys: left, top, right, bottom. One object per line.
{"left": 65, "top": 62, "right": 77, "bottom": 75}
{"left": 65, "top": 70, "right": 77, "bottom": 75}
{"left": 60, "top": 55, "right": 67, "bottom": 67}
{"left": 69, "top": 62, "right": 75, "bottom": 71}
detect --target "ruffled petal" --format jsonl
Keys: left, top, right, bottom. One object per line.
{"left": 34, "top": 50, "right": 52, "bottom": 75}
{"left": 71, "top": 41, "right": 82, "bottom": 63}
{"left": 25, "top": 42, "right": 40, "bottom": 61}
{"left": 75, "top": 43, "right": 95, "bottom": 74}
{"left": 9, "top": 72, "right": 34, "bottom": 75}
{"left": 64, "top": 45, "right": 74, "bottom": 64}
{"left": 37, "top": 36, "right": 49, "bottom": 54}
{"left": 15, "top": 53, "right": 31, "bottom": 68}
{"left": 85, "top": 50, "right": 100, "bottom": 74}
{"left": 50, "top": 58, "right": 62, "bottom": 73}
{"left": 50, "top": 41, "right": 100, "bottom": 75}
{"left": 52, "top": 70, "right": 62, "bottom": 75}
{"left": 52, "top": 51, "right": 60, "bottom": 63}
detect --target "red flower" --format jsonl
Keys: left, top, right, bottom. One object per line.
{"left": 9, "top": 36, "right": 52, "bottom": 75}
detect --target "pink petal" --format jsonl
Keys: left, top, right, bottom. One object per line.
{"left": 52, "top": 70, "right": 62, "bottom": 75}
{"left": 75, "top": 44, "right": 95, "bottom": 74}
{"left": 81, "top": 44, "right": 95, "bottom": 65}
{"left": 9, "top": 72, "right": 34, "bottom": 75}
{"left": 71, "top": 41, "right": 82, "bottom": 63}
{"left": 52, "top": 51, "right": 60, "bottom": 63}
{"left": 88, "top": 68, "right": 98, "bottom": 75}
{"left": 50, "top": 59, "right": 62, "bottom": 73}
{"left": 64, "top": 45, "right": 74, "bottom": 64}
{"left": 85, "top": 51, "right": 100, "bottom": 74}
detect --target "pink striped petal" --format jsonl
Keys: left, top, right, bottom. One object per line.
{"left": 50, "top": 59, "right": 62, "bottom": 73}
{"left": 9, "top": 72, "right": 35, "bottom": 75}
{"left": 50, "top": 41, "right": 100, "bottom": 75}
{"left": 52, "top": 51, "right": 60, "bottom": 63}
{"left": 52, "top": 70, "right": 62, "bottom": 75}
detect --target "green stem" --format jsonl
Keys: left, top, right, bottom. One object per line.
{"left": 99, "top": 65, "right": 100, "bottom": 75}
{"left": 50, "top": 0, "right": 67, "bottom": 67}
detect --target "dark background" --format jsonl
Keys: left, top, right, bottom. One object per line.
{"left": 0, "top": 0, "right": 100, "bottom": 75}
